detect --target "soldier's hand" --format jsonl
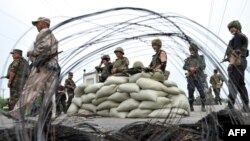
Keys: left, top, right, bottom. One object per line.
{"left": 8, "top": 81, "right": 12, "bottom": 88}
{"left": 111, "top": 68, "right": 117, "bottom": 74}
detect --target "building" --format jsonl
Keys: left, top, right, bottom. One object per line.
{"left": 83, "top": 71, "right": 99, "bottom": 85}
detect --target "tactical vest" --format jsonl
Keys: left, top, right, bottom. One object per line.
{"left": 226, "top": 33, "right": 248, "bottom": 58}
{"left": 113, "top": 57, "right": 128, "bottom": 70}
{"left": 150, "top": 50, "right": 166, "bottom": 72}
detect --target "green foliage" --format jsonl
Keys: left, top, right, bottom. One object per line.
{"left": 0, "top": 98, "right": 8, "bottom": 109}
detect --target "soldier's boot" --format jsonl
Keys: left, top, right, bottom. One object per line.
{"left": 201, "top": 102, "right": 206, "bottom": 112}
{"left": 189, "top": 101, "right": 194, "bottom": 112}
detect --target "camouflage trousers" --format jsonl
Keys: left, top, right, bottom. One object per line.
{"left": 8, "top": 89, "right": 21, "bottom": 110}
{"left": 10, "top": 66, "right": 59, "bottom": 120}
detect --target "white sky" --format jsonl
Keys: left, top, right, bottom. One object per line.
{"left": 1, "top": 0, "right": 250, "bottom": 98}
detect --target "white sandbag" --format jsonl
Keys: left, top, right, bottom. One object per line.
{"left": 127, "top": 108, "right": 152, "bottom": 118}
{"left": 179, "top": 89, "right": 186, "bottom": 95}
{"left": 110, "top": 108, "right": 128, "bottom": 118}
{"left": 108, "top": 92, "right": 129, "bottom": 102}
{"left": 104, "top": 76, "right": 128, "bottom": 85}
{"left": 74, "top": 83, "right": 88, "bottom": 97}
{"left": 118, "top": 83, "right": 140, "bottom": 93}
{"left": 166, "top": 94, "right": 190, "bottom": 112}
{"left": 72, "top": 97, "right": 82, "bottom": 107}
{"left": 130, "top": 90, "right": 159, "bottom": 102}
{"left": 117, "top": 98, "right": 140, "bottom": 112}
{"left": 165, "top": 86, "right": 181, "bottom": 95}
{"left": 136, "top": 78, "right": 168, "bottom": 92}
{"left": 148, "top": 108, "right": 189, "bottom": 118}
{"left": 163, "top": 80, "right": 178, "bottom": 87}
{"left": 92, "top": 97, "right": 108, "bottom": 106}
{"left": 129, "top": 72, "right": 151, "bottom": 83}
{"left": 97, "top": 109, "right": 110, "bottom": 117}
{"left": 140, "top": 89, "right": 168, "bottom": 97}
{"left": 84, "top": 83, "right": 104, "bottom": 94}
{"left": 67, "top": 103, "right": 79, "bottom": 116}
{"left": 139, "top": 97, "right": 172, "bottom": 110}
{"left": 81, "top": 93, "right": 96, "bottom": 103}
{"left": 96, "top": 85, "right": 118, "bottom": 99}
{"left": 81, "top": 104, "right": 97, "bottom": 113}
{"left": 78, "top": 109, "right": 93, "bottom": 115}
{"left": 97, "top": 100, "right": 119, "bottom": 110}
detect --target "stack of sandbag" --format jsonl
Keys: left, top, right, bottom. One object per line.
{"left": 67, "top": 75, "right": 190, "bottom": 118}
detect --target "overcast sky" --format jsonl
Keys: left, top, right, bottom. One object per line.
{"left": 0, "top": 0, "right": 250, "bottom": 98}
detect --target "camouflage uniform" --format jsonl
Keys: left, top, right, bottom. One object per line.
{"left": 209, "top": 71, "right": 224, "bottom": 105}
{"left": 112, "top": 47, "right": 129, "bottom": 76}
{"left": 95, "top": 55, "right": 112, "bottom": 82}
{"left": 56, "top": 85, "right": 67, "bottom": 115}
{"left": 10, "top": 18, "right": 60, "bottom": 119}
{"left": 226, "top": 20, "right": 249, "bottom": 111}
{"left": 65, "top": 77, "right": 76, "bottom": 108}
{"left": 7, "top": 57, "right": 29, "bottom": 110}
{"left": 183, "top": 44, "right": 206, "bottom": 111}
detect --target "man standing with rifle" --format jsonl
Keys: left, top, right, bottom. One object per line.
{"left": 9, "top": 17, "right": 60, "bottom": 120}
{"left": 223, "top": 20, "right": 249, "bottom": 112}
{"left": 183, "top": 44, "right": 206, "bottom": 112}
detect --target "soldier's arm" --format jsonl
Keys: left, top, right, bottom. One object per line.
{"left": 8, "top": 61, "right": 19, "bottom": 87}
{"left": 183, "top": 58, "right": 190, "bottom": 71}
{"left": 198, "top": 55, "right": 206, "bottom": 70}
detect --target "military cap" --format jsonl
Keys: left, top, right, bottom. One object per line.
{"left": 32, "top": 17, "right": 50, "bottom": 26}
{"left": 10, "top": 49, "right": 22, "bottom": 55}
{"left": 133, "top": 61, "right": 144, "bottom": 69}
{"left": 228, "top": 20, "right": 241, "bottom": 31}
{"left": 68, "top": 72, "right": 73, "bottom": 75}
{"left": 189, "top": 44, "right": 199, "bottom": 52}
{"left": 114, "top": 47, "right": 124, "bottom": 54}
{"left": 101, "top": 55, "right": 110, "bottom": 60}
{"left": 151, "top": 39, "right": 162, "bottom": 47}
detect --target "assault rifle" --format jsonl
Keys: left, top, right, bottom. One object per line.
{"left": 33, "top": 51, "right": 63, "bottom": 72}
{"left": 126, "top": 67, "right": 153, "bottom": 75}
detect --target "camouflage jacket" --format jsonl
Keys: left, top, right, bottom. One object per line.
{"left": 112, "top": 57, "right": 129, "bottom": 73}
{"left": 149, "top": 49, "right": 167, "bottom": 72}
{"left": 7, "top": 57, "right": 29, "bottom": 89}
{"left": 30, "top": 28, "right": 59, "bottom": 70}
{"left": 209, "top": 74, "right": 223, "bottom": 88}
{"left": 64, "top": 78, "right": 76, "bottom": 94}
{"left": 183, "top": 54, "right": 206, "bottom": 79}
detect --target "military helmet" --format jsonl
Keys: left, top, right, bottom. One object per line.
{"left": 151, "top": 39, "right": 162, "bottom": 47}
{"left": 114, "top": 47, "right": 124, "bottom": 54}
{"left": 189, "top": 43, "right": 199, "bottom": 52}
{"left": 151, "top": 70, "right": 165, "bottom": 82}
{"left": 101, "top": 55, "right": 110, "bottom": 61}
{"left": 133, "top": 61, "right": 144, "bottom": 69}
{"left": 227, "top": 20, "right": 242, "bottom": 31}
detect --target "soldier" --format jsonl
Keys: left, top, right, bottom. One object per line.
{"left": 7, "top": 49, "right": 29, "bottom": 110}
{"left": 209, "top": 69, "right": 224, "bottom": 105}
{"left": 149, "top": 39, "right": 168, "bottom": 82}
{"left": 224, "top": 20, "right": 249, "bottom": 112}
{"left": 64, "top": 72, "right": 76, "bottom": 109}
{"left": 112, "top": 47, "right": 129, "bottom": 76}
{"left": 56, "top": 85, "right": 67, "bottom": 116}
{"left": 95, "top": 55, "right": 112, "bottom": 82}
{"left": 10, "top": 17, "right": 60, "bottom": 120}
{"left": 183, "top": 44, "right": 206, "bottom": 112}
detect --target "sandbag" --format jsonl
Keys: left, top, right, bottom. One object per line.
{"left": 166, "top": 94, "right": 190, "bottom": 112}
{"left": 163, "top": 80, "right": 178, "bottom": 87}
{"left": 104, "top": 76, "right": 128, "bottom": 85}
{"left": 84, "top": 83, "right": 104, "bottom": 94}
{"left": 74, "top": 83, "right": 88, "bottom": 97}
{"left": 97, "top": 109, "right": 110, "bottom": 117}
{"left": 117, "top": 98, "right": 140, "bottom": 112}
{"left": 78, "top": 109, "right": 93, "bottom": 115}
{"left": 81, "top": 104, "right": 97, "bottom": 113}
{"left": 97, "top": 100, "right": 119, "bottom": 111}
{"left": 67, "top": 103, "right": 79, "bottom": 116}
{"left": 108, "top": 92, "right": 129, "bottom": 102}
{"left": 165, "top": 86, "right": 181, "bottom": 95}
{"left": 136, "top": 78, "right": 168, "bottom": 92}
{"left": 127, "top": 108, "right": 152, "bottom": 118}
{"left": 118, "top": 83, "right": 140, "bottom": 93}
{"left": 96, "top": 85, "right": 118, "bottom": 99}
{"left": 92, "top": 97, "right": 108, "bottom": 106}
{"left": 81, "top": 93, "right": 96, "bottom": 103}
{"left": 110, "top": 108, "right": 128, "bottom": 118}
{"left": 139, "top": 97, "right": 172, "bottom": 110}
{"left": 72, "top": 97, "right": 82, "bottom": 107}
{"left": 148, "top": 108, "right": 189, "bottom": 118}
{"left": 129, "top": 72, "right": 151, "bottom": 83}
{"left": 130, "top": 90, "right": 159, "bottom": 102}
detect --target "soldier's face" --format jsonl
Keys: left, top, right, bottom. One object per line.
{"left": 102, "top": 60, "right": 108, "bottom": 65}
{"left": 229, "top": 27, "right": 238, "bottom": 35}
{"left": 152, "top": 45, "right": 160, "bottom": 52}
{"left": 115, "top": 51, "right": 123, "bottom": 58}
{"left": 68, "top": 74, "right": 73, "bottom": 79}
{"left": 12, "top": 52, "right": 20, "bottom": 59}
{"left": 189, "top": 49, "right": 196, "bottom": 55}
{"left": 35, "top": 21, "right": 47, "bottom": 32}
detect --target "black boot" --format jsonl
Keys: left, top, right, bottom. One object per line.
{"left": 201, "top": 103, "right": 206, "bottom": 112}
{"left": 189, "top": 101, "right": 194, "bottom": 112}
